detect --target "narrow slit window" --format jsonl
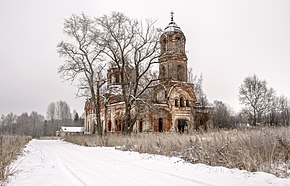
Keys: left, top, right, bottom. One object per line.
{"left": 180, "top": 97, "right": 185, "bottom": 107}
{"left": 175, "top": 99, "right": 179, "bottom": 107}
{"left": 186, "top": 100, "right": 190, "bottom": 107}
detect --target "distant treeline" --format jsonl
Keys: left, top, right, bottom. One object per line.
{"left": 0, "top": 100, "right": 83, "bottom": 137}
{"left": 212, "top": 75, "right": 290, "bottom": 129}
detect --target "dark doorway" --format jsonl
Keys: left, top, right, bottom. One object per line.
{"left": 115, "top": 119, "right": 124, "bottom": 132}
{"left": 158, "top": 118, "right": 163, "bottom": 132}
{"left": 178, "top": 119, "right": 187, "bottom": 133}
{"left": 115, "top": 119, "right": 120, "bottom": 132}
{"left": 108, "top": 120, "right": 112, "bottom": 132}
{"left": 139, "top": 119, "right": 143, "bottom": 132}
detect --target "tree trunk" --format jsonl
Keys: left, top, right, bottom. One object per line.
{"left": 253, "top": 110, "right": 257, "bottom": 126}
{"left": 124, "top": 103, "right": 132, "bottom": 134}
{"left": 90, "top": 81, "right": 103, "bottom": 136}
{"left": 95, "top": 81, "right": 103, "bottom": 136}
{"left": 104, "top": 101, "right": 108, "bottom": 135}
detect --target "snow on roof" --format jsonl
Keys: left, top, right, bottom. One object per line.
{"left": 163, "top": 19, "right": 184, "bottom": 35}
{"left": 153, "top": 103, "right": 168, "bottom": 107}
{"left": 164, "top": 21, "right": 182, "bottom": 33}
{"left": 60, "top": 126, "right": 84, "bottom": 133}
{"left": 106, "top": 85, "right": 122, "bottom": 95}
{"left": 164, "top": 12, "right": 183, "bottom": 34}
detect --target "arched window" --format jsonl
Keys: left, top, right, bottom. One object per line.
{"left": 177, "top": 65, "right": 184, "bottom": 81}
{"left": 180, "top": 97, "right": 185, "bottom": 107}
{"left": 162, "top": 39, "right": 167, "bottom": 52}
{"left": 115, "top": 73, "right": 120, "bottom": 84}
{"left": 108, "top": 75, "right": 111, "bottom": 84}
{"left": 175, "top": 99, "right": 179, "bottom": 107}
{"left": 186, "top": 100, "right": 190, "bottom": 107}
{"left": 175, "top": 37, "right": 181, "bottom": 48}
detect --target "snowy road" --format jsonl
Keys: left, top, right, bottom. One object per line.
{"left": 7, "top": 140, "right": 290, "bottom": 186}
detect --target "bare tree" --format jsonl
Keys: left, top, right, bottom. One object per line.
{"left": 97, "top": 12, "right": 160, "bottom": 133}
{"left": 29, "top": 111, "right": 44, "bottom": 137}
{"left": 46, "top": 102, "right": 56, "bottom": 121}
{"left": 46, "top": 102, "right": 56, "bottom": 134}
{"left": 212, "top": 100, "right": 233, "bottom": 129}
{"left": 277, "top": 96, "right": 290, "bottom": 126}
{"left": 187, "top": 67, "right": 195, "bottom": 84}
{"left": 56, "top": 100, "right": 71, "bottom": 121}
{"left": 57, "top": 14, "right": 105, "bottom": 135}
{"left": 193, "top": 74, "right": 209, "bottom": 107}
{"left": 235, "top": 109, "right": 250, "bottom": 127}
{"left": 265, "top": 95, "right": 290, "bottom": 126}
{"left": 239, "top": 74, "right": 275, "bottom": 126}
{"left": 46, "top": 100, "right": 72, "bottom": 134}
{"left": 16, "top": 112, "right": 30, "bottom": 135}
{"left": 0, "top": 112, "right": 44, "bottom": 136}
{"left": 266, "top": 96, "right": 280, "bottom": 126}
{"left": 2, "top": 113, "right": 17, "bottom": 134}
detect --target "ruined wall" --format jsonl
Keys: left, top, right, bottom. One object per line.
{"left": 84, "top": 100, "right": 96, "bottom": 134}
{"left": 150, "top": 107, "right": 172, "bottom": 132}
{"left": 101, "top": 102, "right": 152, "bottom": 133}
{"left": 102, "top": 102, "right": 125, "bottom": 133}
{"left": 84, "top": 113, "right": 96, "bottom": 134}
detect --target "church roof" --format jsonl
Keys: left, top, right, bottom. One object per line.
{"left": 164, "top": 12, "right": 183, "bottom": 34}
{"left": 60, "top": 126, "right": 84, "bottom": 133}
{"left": 164, "top": 21, "right": 182, "bottom": 33}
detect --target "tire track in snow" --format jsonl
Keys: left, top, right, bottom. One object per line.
{"left": 124, "top": 161, "right": 217, "bottom": 186}
{"left": 53, "top": 142, "right": 215, "bottom": 186}
{"left": 42, "top": 141, "right": 97, "bottom": 186}
{"left": 55, "top": 154, "right": 89, "bottom": 186}
{"left": 43, "top": 140, "right": 216, "bottom": 186}
{"left": 51, "top": 142, "right": 156, "bottom": 185}
{"left": 8, "top": 140, "right": 218, "bottom": 186}
{"left": 9, "top": 140, "right": 288, "bottom": 186}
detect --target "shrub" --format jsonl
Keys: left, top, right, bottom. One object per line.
{"left": 0, "top": 135, "right": 31, "bottom": 185}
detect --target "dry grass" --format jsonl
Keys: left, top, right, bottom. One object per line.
{"left": 0, "top": 135, "right": 31, "bottom": 185}
{"left": 65, "top": 126, "right": 290, "bottom": 177}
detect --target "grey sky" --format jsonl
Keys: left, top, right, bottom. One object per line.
{"left": 1, "top": 0, "right": 290, "bottom": 116}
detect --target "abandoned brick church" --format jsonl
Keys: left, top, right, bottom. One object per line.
{"left": 84, "top": 14, "right": 211, "bottom": 134}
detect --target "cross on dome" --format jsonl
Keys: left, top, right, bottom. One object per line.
{"left": 164, "top": 11, "right": 182, "bottom": 33}
{"left": 170, "top": 11, "right": 174, "bottom": 22}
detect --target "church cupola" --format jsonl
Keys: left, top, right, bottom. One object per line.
{"left": 160, "top": 12, "right": 186, "bottom": 55}
{"left": 159, "top": 12, "right": 188, "bottom": 82}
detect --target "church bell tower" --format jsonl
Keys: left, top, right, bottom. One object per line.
{"left": 159, "top": 12, "right": 188, "bottom": 82}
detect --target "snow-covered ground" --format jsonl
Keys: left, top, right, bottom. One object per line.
{"left": 7, "top": 140, "right": 290, "bottom": 186}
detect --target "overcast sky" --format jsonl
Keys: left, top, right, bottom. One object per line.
{"left": 1, "top": 0, "right": 290, "bottom": 117}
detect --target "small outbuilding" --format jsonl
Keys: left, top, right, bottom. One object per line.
{"left": 58, "top": 126, "right": 84, "bottom": 137}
